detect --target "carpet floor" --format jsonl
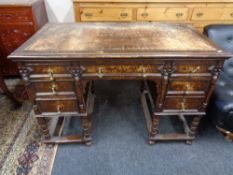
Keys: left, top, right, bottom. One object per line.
{"left": 52, "top": 81, "right": 233, "bottom": 175}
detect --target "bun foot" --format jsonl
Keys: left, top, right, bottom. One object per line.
{"left": 186, "top": 140, "right": 193, "bottom": 145}
{"left": 148, "top": 140, "right": 156, "bottom": 145}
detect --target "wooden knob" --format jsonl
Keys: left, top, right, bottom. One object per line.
{"left": 230, "top": 12, "right": 233, "bottom": 17}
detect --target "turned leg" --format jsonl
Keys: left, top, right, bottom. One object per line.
{"left": 82, "top": 115, "right": 92, "bottom": 146}
{"left": 37, "top": 117, "right": 50, "bottom": 139}
{"left": 186, "top": 116, "right": 202, "bottom": 144}
{"left": 0, "top": 75, "right": 22, "bottom": 108}
{"left": 149, "top": 114, "right": 160, "bottom": 145}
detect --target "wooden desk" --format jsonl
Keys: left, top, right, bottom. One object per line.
{"left": 9, "top": 23, "right": 231, "bottom": 145}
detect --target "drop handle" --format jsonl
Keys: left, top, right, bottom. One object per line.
{"left": 47, "top": 69, "right": 54, "bottom": 81}
{"left": 142, "top": 68, "right": 147, "bottom": 78}
{"left": 98, "top": 67, "right": 104, "bottom": 78}
{"left": 183, "top": 84, "right": 191, "bottom": 94}
{"left": 181, "top": 102, "right": 186, "bottom": 111}
{"left": 191, "top": 66, "right": 200, "bottom": 73}
{"left": 51, "top": 84, "right": 57, "bottom": 95}
{"left": 57, "top": 105, "right": 63, "bottom": 113}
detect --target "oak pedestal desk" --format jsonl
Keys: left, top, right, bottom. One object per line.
{"left": 9, "top": 23, "right": 231, "bottom": 145}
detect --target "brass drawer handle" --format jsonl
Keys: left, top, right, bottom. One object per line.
{"left": 196, "top": 12, "right": 204, "bottom": 17}
{"left": 191, "top": 66, "right": 200, "bottom": 73}
{"left": 51, "top": 84, "right": 57, "bottom": 95}
{"left": 176, "top": 12, "right": 183, "bottom": 17}
{"left": 98, "top": 67, "right": 104, "bottom": 78}
{"left": 141, "top": 12, "right": 149, "bottom": 17}
{"left": 57, "top": 105, "right": 63, "bottom": 113}
{"left": 142, "top": 67, "right": 147, "bottom": 78}
{"left": 181, "top": 102, "right": 186, "bottom": 111}
{"left": 185, "top": 84, "right": 192, "bottom": 91}
{"left": 120, "top": 12, "right": 128, "bottom": 18}
{"left": 47, "top": 69, "right": 54, "bottom": 81}
{"left": 84, "top": 13, "right": 93, "bottom": 18}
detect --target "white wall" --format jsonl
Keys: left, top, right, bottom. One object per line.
{"left": 44, "top": 0, "right": 75, "bottom": 22}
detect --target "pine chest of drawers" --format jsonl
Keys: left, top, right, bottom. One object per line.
{"left": 73, "top": 0, "right": 233, "bottom": 32}
{"left": 9, "top": 23, "right": 231, "bottom": 145}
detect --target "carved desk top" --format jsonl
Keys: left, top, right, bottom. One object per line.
{"left": 9, "top": 22, "right": 231, "bottom": 61}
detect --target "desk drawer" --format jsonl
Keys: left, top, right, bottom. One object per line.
{"left": 80, "top": 8, "right": 133, "bottom": 21}
{"left": 37, "top": 100, "right": 78, "bottom": 114}
{"left": 163, "top": 96, "right": 204, "bottom": 111}
{"left": 83, "top": 65, "right": 160, "bottom": 77}
{"left": 173, "top": 62, "right": 215, "bottom": 74}
{"left": 168, "top": 80, "right": 209, "bottom": 94}
{"left": 137, "top": 8, "right": 189, "bottom": 21}
{"left": 34, "top": 81, "right": 74, "bottom": 94}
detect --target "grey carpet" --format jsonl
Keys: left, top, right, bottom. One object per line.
{"left": 52, "top": 81, "right": 233, "bottom": 175}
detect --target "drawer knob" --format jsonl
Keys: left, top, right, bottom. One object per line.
{"left": 47, "top": 69, "right": 54, "bottom": 81}
{"left": 141, "top": 12, "right": 149, "bottom": 18}
{"left": 57, "top": 105, "right": 63, "bottom": 113}
{"left": 230, "top": 12, "right": 233, "bottom": 17}
{"left": 98, "top": 67, "right": 104, "bottom": 78}
{"left": 176, "top": 12, "right": 183, "bottom": 17}
{"left": 120, "top": 12, "right": 128, "bottom": 18}
{"left": 51, "top": 84, "right": 57, "bottom": 95}
{"left": 191, "top": 66, "right": 200, "bottom": 73}
{"left": 196, "top": 12, "right": 203, "bottom": 17}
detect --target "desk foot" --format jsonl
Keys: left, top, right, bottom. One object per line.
{"left": 186, "top": 140, "right": 193, "bottom": 145}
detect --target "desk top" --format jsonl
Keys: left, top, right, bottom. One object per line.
{"left": 10, "top": 23, "right": 231, "bottom": 60}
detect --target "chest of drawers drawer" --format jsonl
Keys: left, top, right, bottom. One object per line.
{"left": 0, "top": 7, "right": 32, "bottom": 23}
{"left": 137, "top": 7, "right": 189, "bottom": 21}
{"left": 192, "top": 8, "right": 233, "bottom": 21}
{"left": 80, "top": 8, "right": 133, "bottom": 21}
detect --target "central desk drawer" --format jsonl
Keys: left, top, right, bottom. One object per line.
{"left": 83, "top": 65, "right": 160, "bottom": 77}
{"left": 80, "top": 8, "right": 133, "bottom": 21}
{"left": 37, "top": 100, "right": 78, "bottom": 114}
